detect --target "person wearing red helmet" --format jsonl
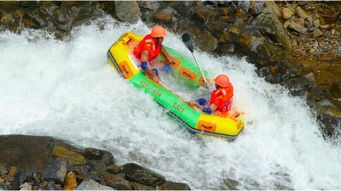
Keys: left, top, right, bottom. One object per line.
{"left": 188, "top": 74, "right": 234, "bottom": 116}
{"left": 133, "top": 25, "right": 174, "bottom": 82}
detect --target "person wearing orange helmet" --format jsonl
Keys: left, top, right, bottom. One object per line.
{"left": 133, "top": 25, "right": 174, "bottom": 82}
{"left": 188, "top": 74, "right": 234, "bottom": 116}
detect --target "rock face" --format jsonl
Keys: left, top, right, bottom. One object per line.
{"left": 112, "top": 1, "right": 141, "bottom": 23}
{"left": 0, "top": 135, "right": 191, "bottom": 190}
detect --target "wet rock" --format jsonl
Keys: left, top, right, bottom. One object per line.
{"left": 0, "top": 183, "right": 10, "bottom": 190}
{"left": 11, "top": 169, "right": 34, "bottom": 189}
{"left": 122, "top": 163, "right": 165, "bottom": 187}
{"left": 195, "top": 30, "right": 218, "bottom": 53}
{"left": 253, "top": 42, "right": 287, "bottom": 66}
{"left": 219, "top": 7, "right": 230, "bottom": 16}
{"left": 309, "top": 86, "right": 327, "bottom": 102}
{"left": 287, "top": 76, "right": 312, "bottom": 96}
{"left": 168, "top": 1, "right": 194, "bottom": 17}
{"left": 76, "top": 179, "right": 113, "bottom": 190}
{"left": 296, "top": 6, "right": 310, "bottom": 20}
{"left": 313, "top": 29, "right": 323, "bottom": 38}
{"left": 113, "top": 1, "right": 141, "bottom": 23}
{"left": 19, "top": 1, "right": 40, "bottom": 10}
{"left": 105, "top": 174, "right": 133, "bottom": 190}
{"left": 83, "top": 148, "right": 103, "bottom": 160}
{"left": 152, "top": 7, "right": 177, "bottom": 24}
{"left": 8, "top": 167, "right": 16, "bottom": 177}
{"left": 19, "top": 182, "right": 32, "bottom": 190}
{"left": 0, "top": 135, "right": 71, "bottom": 171}
{"left": 42, "top": 160, "right": 67, "bottom": 184}
{"left": 191, "top": 3, "right": 216, "bottom": 24}
{"left": 216, "top": 43, "right": 235, "bottom": 55}
{"left": 305, "top": 72, "right": 315, "bottom": 82}
{"left": 0, "top": 13, "right": 14, "bottom": 25}
{"left": 317, "top": 108, "right": 341, "bottom": 138}
{"left": 52, "top": 146, "right": 85, "bottom": 165}
{"left": 107, "top": 165, "right": 122, "bottom": 174}
{"left": 264, "top": 1, "right": 281, "bottom": 17}
{"left": 238, "top": 1, "right": 250, "bottom": 13}
{"left": 288, "top": 22, "right": 307, "bottom": 34}
{"left": 250, "top": 1, "right": 264, "bottom": 15}
{"left": 207, "top": 20, "right": 230, "bottom": 36}
{"left": 158, "top": 181, "right": 191, "bottom": 190}
{"left": 282, "top": 8, "right": 294, "bottom": 19}
{"left": 138, "top": 1, "right": 160, "bottom": 10}
{"left": 256, "top": 7, "right": 291, "bottom": 51}
{"left": 22, "top": 13, "right": 44, "bottom": 29}
{"left": 130, "top": 182, "right": 155, "bottom": 190}
{"left": 0, "top": 166, "right": 7, "bottom": 177}
{"left": 307, "top": 26, "right": 318, "bottom": 33}
{"left": 64, "top": 171, "right": 77, "bottom": 190}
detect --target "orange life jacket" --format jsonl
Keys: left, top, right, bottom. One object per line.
{"left": 133, "top": 34, "right": 162, "bottom": 61}
{"left": 210, "top": 84, "right": 233, "bottom": 114}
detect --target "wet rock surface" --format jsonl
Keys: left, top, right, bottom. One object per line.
{"left": 0, "top": 135, "right": 191, "bottom": 190}
{"left": 0, "top": 0, "right": 339, "bottom": 148}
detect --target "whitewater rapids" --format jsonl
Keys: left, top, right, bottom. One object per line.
{"left": 0, "top": 17, "right": 340, "bottom": 189}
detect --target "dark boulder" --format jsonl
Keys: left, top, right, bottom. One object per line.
{"left": 158, "top": 181, "right": 191, "bottom": 190}
{"left": 105, "top": 174, "right": 133, "bottom": 190}
{"left": 41, "top": 160, "right": 67, "bottom": 184}
{"left": 122, "top": 163, "right": 165, "bottom": 187}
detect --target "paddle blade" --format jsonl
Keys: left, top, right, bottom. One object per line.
{"left": 182, "top": 33, "right": 194, "bottom": 53}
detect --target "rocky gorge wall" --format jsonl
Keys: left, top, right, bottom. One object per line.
{"left": 0, "top": 135, "right": 190, "bottom": 190}
{"left": 0, "top": 2, "right": 340, "bottom": 139}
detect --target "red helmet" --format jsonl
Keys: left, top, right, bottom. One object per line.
{"left": 150, "top": 25, "right": 167, "bottom": 38}
{"left": 214, "top": 74, "right": 230, "bottom": 87}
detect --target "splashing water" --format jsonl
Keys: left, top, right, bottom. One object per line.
{"left": 0, "top": 16, "right": 340, "bottom": 189}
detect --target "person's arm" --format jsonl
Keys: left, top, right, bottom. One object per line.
{"left": 141, "top": 51, "right": 149, "bottom": 62}
{"left": 209, "top": 103, "right": 218, "bottom": 112}
{"left": 161, "top": 47, "right": 176, "bottom": 64}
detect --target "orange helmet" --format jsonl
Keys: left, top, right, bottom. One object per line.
{"left": 150, "top": 25, "right": 167, "bottom": 38}
{"left": 214, "top": 74, "right": 230, "bottom": 88}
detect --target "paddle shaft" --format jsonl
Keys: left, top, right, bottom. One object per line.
{"left": 190, "top": 52, "right": 207, "bottom": 85}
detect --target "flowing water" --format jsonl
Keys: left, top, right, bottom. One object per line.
{"left": 0, "top": 17, "right": 340, "bottom": 189}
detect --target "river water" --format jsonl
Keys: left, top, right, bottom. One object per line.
{"left": 0, "top": 17, "right": 340, "bottom": 189}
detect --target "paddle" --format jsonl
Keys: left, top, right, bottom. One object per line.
{"left": 181, "top": 33, "right": 208, "bottom": 86}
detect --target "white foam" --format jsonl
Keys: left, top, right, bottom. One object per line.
{"left": 0, "top": 16, "right": 340, "bottom": 189}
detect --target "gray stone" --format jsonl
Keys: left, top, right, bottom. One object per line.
{"left": 76, "top": 179, "right": 113, "bottom": 190}
{"left": 42, "top": 160, "right": 67, "bottom": 184}
{"left": 250, "top": 1, "right": 264, "bottom": 15}
{"left": 113, "top": 1, "right": 141, "bottom": 23}
{"left": 83, "top": 148, "right": 104, "bottom": 160}
{"left": 313, "top": 29, "right": 323, "bottom": 38}
{"left": 305, "top": 72, "right": 315, "bottom": 82}
{"left": 256, "top": 7, "right": 291, "bottom": 51}
{"left": 288, "top": 22, "right": 307, "bottom": 34}
{"left": 159, "top": 181, "right": 191, "bottom": 190}
{"left": 105, "top": 174, "right": 132, "bottom": 190}
{"left": 122, "top": 163, "right": 165, "bottom": 187}
{"left": 138, "top": 1, "right": 160, "bottom": 10}
{"left": 0, "top": 183, "right": 10, "bottom": 190}
{"left": 20, "top": 182, "right": 32, "bottom": 190}
{"left": 12, "top": 170, "right": 34, "bottom": 189}
{"left": 238, "top": 1, "right": 250, "bottom": 13}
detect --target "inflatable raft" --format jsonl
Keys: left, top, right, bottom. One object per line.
{"left": 107, "top": 32, "right": 244, "bottom": 141}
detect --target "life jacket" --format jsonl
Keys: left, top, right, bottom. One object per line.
{"left": 210, "top": 84, "right": 233, "bottom": 114}
{"left": 133, "top": 34, "right": 162, "bottom": 61}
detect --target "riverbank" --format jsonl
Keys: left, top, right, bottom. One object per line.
{"left": 0, "top": 135, "right": 190, "bottom": 190}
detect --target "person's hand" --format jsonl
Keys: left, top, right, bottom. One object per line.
{"left": 167, "top": 56, "right": 177, "bottom": 66}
